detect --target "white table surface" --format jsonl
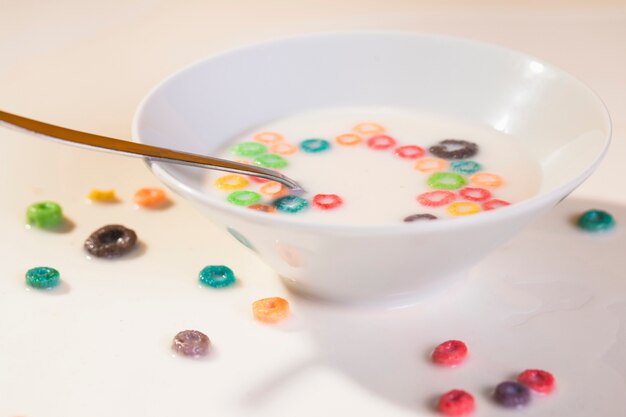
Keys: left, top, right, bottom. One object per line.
{"left": 1, "top": 1, "right": 626, "bottom": 416}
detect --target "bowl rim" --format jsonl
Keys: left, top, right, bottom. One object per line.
{"left": 132, "top": 31, "right": 612, "bottom": 235}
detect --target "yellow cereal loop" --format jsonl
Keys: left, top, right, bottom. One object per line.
{"left": 352, "top": 122, "right": 385, "bottom": 135}
{"left": 447, "top": 201, "right": 481, "bottom": 216}
{"left": 87, "top": 189, "right": 117, "bottom": 202}
{"left": 214, "top": 175, "right": 249, "bottom": 191}
{"left": 414, "top": 157, "right": 448, "bottom": 173}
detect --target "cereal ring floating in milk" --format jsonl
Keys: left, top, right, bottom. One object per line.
{"left": 394, "top": 145, "right": 425, "bottom": 159}
{"left": 227, "top": 191, "right": 261, "bottom": 206}
{"left": 437, "top": 389, "right": 475, "bottom": 416}
{"left": 214, "top": 175, "right": 249, "bottom": 190}
{"left": 517, "top": 369, "right": 555, "bottom": 394}
{"left": 414, "top": 157, "right": 448, "bottom": 173}
{"left": 352, "top": 122, "right": 385, "bottom": 135}
{"left": 450, "top": 160, "right": 481, "bottom": 175}
{"left": 134, "top": 188, "right": 167, "bottom": 208}
{"left": 253, "top": 153, "right": 288, "bottom": 168}
{"left": 259, "top": 181, "right": 288, "bottom": 198}
{"left": 248, "top": 204, "right": 276, "bottom": 213}
{"left": 231, "top": 142, "right": 267, "bottom": 157}
{"left": 300, "top": 138, "right": 331, "bottom": 153}
{"left": 458, "top": 187, "right": 491, "bottom": 202}
{"left": 482, "top": 199, "right": 510, "bottom": 211}
{"left": 252, "top": 297, "right": 290, "bottom": 324}
{"left": 447, "top": 202, "right": 481, "bottom": 216}
{"left": 312, "top": 194, "right": 343, "bottom": 210}
{"left": 469, "top": 172, "right": 503, "bottom": 188}
{"left": 335, "top": 133, "right": 362, "bottom": 146}
{"left": 269, "top": 143, "right": 298, "bottom": 155}
{"left": 273, "top": 195, "right": 309, "bottom": 213}
{"left": 429, "top": 139, "right": 478, "bottom": 160}
{"left": 417, "top": 191, "right": 456, "bottom": 207}
{"left": 427, "top": 172, "right": 467, "bottom": 190}
{"left": 253, "top": 131, "right": 283, "bottom": 144}
{"left": 403, "top": 213, "right": 438, "bottom": 222}
{"left": 366, "top": 135, "right": 397, "bottom": 150}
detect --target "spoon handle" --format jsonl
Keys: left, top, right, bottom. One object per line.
{"left": 0, "top": 110, "right": 304, "bottom": 191}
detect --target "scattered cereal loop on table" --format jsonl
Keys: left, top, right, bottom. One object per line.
{"left": 172, "top": 330, "right": 210, "bottom": 358}
{"left": 231, "top": 141, "right": 267, "bottom": 157}
{"left": 417, "top": 190, "right": 456, "bottom": 207}
{"left": 25, "top": 266, "right": 60, "bottom": 289}
{"left": 335, "top": 133, "right": 362, "bottom": 146}
{"left": 214, "top": 174, "right": 249, "bottom": 191}
{"left": 458, "top": 187, "right": 491, "bottom": 202}
{"left": 394, "top": 145, "right": 425, "bottom": 159}
{"left": 300, "top": 138, "right": 331, "bottom": 153}
{"left": 198, "top": 265, "right": 236, "bottom": 288}
{"left": 87, "top": 189, "right": 117, "bottom": 203}
{"left": 269, "top": 142, "right": 298, "bottom": 155}
{"left": 254, "top": 153, "right": 288, "bottom": 168}
{"left": 517, "top": 369, "right": 555, "bottom": 394}
{"left": 26, "top": 201, "right": 63, "bottom": 229}
{"left": 431, "top": 340, "right": 468, "bottom": 366}
{"left": 437, "top": 389, "right": 475, "bottom": 416}
{"left": 576, "top": 209, "right": 615, "bottom": 232}
{"left": 312, "top": 194, "right": 343, "bottom": 210}
{"left": 427, "top": 172, "right": 467, "bottom": 190}
{"left": 227, "top": 190, "right": 261, "bottom": 206}
{"left": 482, "top": 199, "right": 510, "bottom": 211}
{"left": 447, "top": 201, "right": 481, "bottom": 216}
{"left": 259, "top": 181, "right": 288, "bottom": 198}
{"left": 352, "top": 122, "right": 385, "bottom": 135}
{"left": 84, "top": 224, "right": 138, "bottom": 258}
{"left": 134, "top": 187, "right": 167, "bottom": 208}
{"left": 414, "top": 157, "right": 448, "bottom": 173}
{"left": 469, "top": 172, "right": 503, "bottom": 188}
{"left": 252, "top": 297, "right": 290, "bottom": 324}
{"left": 366, "top": 134, "right": 396, "bottom": 150}
{"left": 493, "top": 382, "right": 531, "bottom": 408}
{"left": 253, "top": 131, "right": 283, "bottom": 144}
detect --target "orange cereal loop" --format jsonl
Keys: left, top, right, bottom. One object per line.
{"left": 469, "top": 172, "right": 504, "bottom": 188}
{"left": 259, "top": 181, "right": 287, "bottom": 198}
{"left": 335, "top": 133, "right": 362, "bottom": 146}
{"left": 447, "top": 201, "right": 481, "bottom": 216}
{"left": 269, "top": 142, "right": 298, "bottom": 155}
{"left": 352, "top": 122, "right": 385, "bottom": 135}
{"left": 248, "top": 204, "right": 276, "bottom": 213}
{"left": 214, "top": 174, "right": 249, "bottom": 190}
{"left": 134, "top": 187, "right": 167, "bottom": 208}
{"left": 252, "top": 297, "right": 290, "bottom": 324}
{"left": 254, "top": 131, "right": 283, "bottom": 144}
{"left": 414, "top": 157, "right": 448, "bottom": 173}
{"left": 87, "top": 189, "right": 117, "bottom": 202}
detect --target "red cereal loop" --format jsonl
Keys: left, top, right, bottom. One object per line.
{"left": 458, "top": 187, "right": 491, "bottom": 202}
{"left": 394, "top": 145, "right": 425, "bottom": 159}
{"left": 248, "top": 175, "right": 269, "bottom": 184}
{"left": 417, "top": 191, "right": 456, "bottom": 207}
{"left": 437, "top": 389, "right": 475, "bottom": 416}
{"left": 482, "top": 199, "right": 510, "bottom": 211}
{"left": 312, "top": 194, "right": 343, "bottom": 210}
{"left": 517, "top": 369, "right": 555, "bottom": 394}
{"left": 432, "top": 340, "right": 468, "bottom": 366}
{"left": 366, "top": 135, "right": 397, "bottom": 150}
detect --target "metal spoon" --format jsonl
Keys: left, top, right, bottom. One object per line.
{"left": 0, "top": 110, "right": 305, "bottom": 193}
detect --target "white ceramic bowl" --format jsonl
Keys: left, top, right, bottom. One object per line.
{"left": 133, "top": 32, "right": 611, "bottom": 304}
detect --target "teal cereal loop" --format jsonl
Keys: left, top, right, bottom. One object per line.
{"left": 273, "top": 195, "right": 309, "bottom": 213}
{"left": 451, "top": 160, "right": 481, "bottom": 175}
{"left": 227, "top": 190, "right": 261, "bottom": 206}
{"left": 427, "top": 172, "right": 467, "bottom": 190}
{"left": 577, "top": 209, "right": 615, "bottom": 232}
{"left": 199, "top": 265, "right": 236, "bottom": 288}
{"left": 26, "top": 201, "right": 63, "bottom": 229}
{"left": 300, "top": 138, "right": 330, "bottom": 153}
{"left": 254, "top": 153, "right": 288, "bottom": 168}
{"left": 231, "top": 142, "right": 267, "bottom": 157}
{"left": 26, "top": 267, "right": 60, "bottom": 289}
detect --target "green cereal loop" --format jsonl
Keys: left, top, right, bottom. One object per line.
{"left": 253, "top": 153, "right": 288, "bottom": 169}
{"left": 26, "top": 201, "right": 63, "bottom": 229}
{"left": 227, "top": 190, "right": 261, "bottom": 206}
{"left": 25, "top": 267, "right": 60, "bottom": 289}
{"left": 577, "top": 209, "right": 615, "bottom": 232}
{"left": 231, "top": 142, "right": 267, "bottom": 157}
{"left": 427, "top": 172, "right": 467, "bottom": 190}
{"left": 450, "top": 160, "right": 481, "bottom": 175}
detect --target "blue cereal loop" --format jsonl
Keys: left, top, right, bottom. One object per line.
{"left": 26, "top": 267, "right": 60, "bottom": 289}
{"left": 450, "top": 160, "right": 481, "bottom": 175}
{"left": 577, "top": 209, "right": 615, "bottom": 232}
{"left": 199, "top": 265, "right": 236, "bottom": 288}
{"left": 273, "top": 195, "right": 309, "bottom": 213}
{"left": 300, "top": 138, "right": 330, "bottom": 153}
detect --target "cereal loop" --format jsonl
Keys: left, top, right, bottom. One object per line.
{"left": 451, "top": 160, "right": 481, "bottom": 175}
{"left": 231, "top": 142, "right": 267, "bottom": 157}
{"left": 248, "top": 204, "right": 276, "bottom": 213}
{"left": 172, "top": 330, "right": 210, "bottom": 357}
{"left": 335, "top": 133, "right": 362, "bottom": 146}
{"left": 214, "top": 175, "right": 249, "bottom": 190}
{"left": 437, "top": 390, "right": 475, "bottom": 416}
{"left": 26, "top": 201, "right": 63, "bottom": 229}
{"left": 87, "top": 189, "right": 117, "bottom": 202}
{"left": 482, "top": 199, "right": 510, "bottom": 211}
{"left": 517, "top": 369, "right": 555, "bottom": 394}
{"left": 429, "top": 139, "right": 478, "bottom": 160}
{"left": 248, "top": 175, "right": 269, "bottom": 184}
{"left": 458, "top": 187, "right": 491, "bottom": 202}
{"left": 432, "top": 340, "right": 468, "bottom": 366}
{"left": 134, "top": 188, "right": 167, "bottom": 208}
{"left": 447, "top": 202, "right": 481, "bottom": 216}
{"left": 469, "top": 172, "right": 503, "bottom": 188}
{"left": 273, "top": 195, "right": 309, "bottom": 213}
{"left": 269, "top": 143, "right": 298, "bottom": 155}
{"left": 25, "top": 267, "right": 60, "bottom": 289}
{"left": 394, "top": 145, "right": 425, "bottom": 159}
{"left": 253, "top": 131, "right": 283, "bottom": 144}
{"left": 312, "top": 194, "right": 343, "bottom": 210}
{"left": 254, "top": 153, "right": 288, "bottom": 168}
{"left": 352, "top": 122, "right": 385, "bottom": 135}
{"left": 427, "top": 172, "right": 467, "bottom": 190}
{"left": 199, "top": 265, "right": 236, "bottom": 288}
{"left": 259, "top": 181, "right": 288, "bottom": 198}
{"left": 577, "top": 209, "right": 615, "bottom": 232}
{"left": 252, "top": 297, "right": 290, "bottom": 324}
{"left": 403, "top": 213, "right": 438, "bottom": 222}
{"left": 417, "top": 190, "right": 456, "bottom": 207}
{"left": 366, "top": 135, "right": 396, "bottom": 150}
{"left": 414, "top": 157, "right": 448, "bottom": 173}
{"left": 300, "top": 138, "right": 331, "bottom": 153}
{"left": 227, "top": 191, "right": 261, "bottom": 206}
{"left": 494, "top": 382, "right": 531, "bottom": 408}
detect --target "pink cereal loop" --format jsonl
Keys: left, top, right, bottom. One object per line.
{"left": 269, "top": 142, "right": 298, "bottom": 155}
{"left": 352, "top": 122, "right": 385, "bottom": 135}
{"left": 414, "top": 157, "right": 448, "bottom": 173}
{"left": 253, "top": 132, "right": 283, "bottom": 144}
